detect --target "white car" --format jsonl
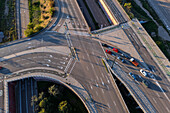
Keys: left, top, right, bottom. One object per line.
{"left": 140, "top": 69, "right": 147, "bottom": 76}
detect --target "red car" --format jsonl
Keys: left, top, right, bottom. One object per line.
{"left": 113, "top": 48, "right": 118, "bottom": 53}
{"left": 0, "top": 67, "right": 2, "bottom": 70}
{"left": 105, "top": 50, "right": 112, "bottom": 55}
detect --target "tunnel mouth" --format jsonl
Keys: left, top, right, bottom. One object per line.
{"left": 8, "top": 77, "right": 88, "bottom": 113}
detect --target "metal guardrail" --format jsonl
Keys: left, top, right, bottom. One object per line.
{"left": 103, "top": 58, "right": 156, "bottom": 113}
{"left": 91, "top": 25, "right": 120, "bottom": 34}
{"left": 131, "top": 19, "right": 170, "bottom": 77}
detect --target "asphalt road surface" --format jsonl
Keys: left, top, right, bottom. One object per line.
{"left": 69, "top": 35, "right": 128, "bottom": 113}
{"left": 85, "top": 0, "right": 110, "bottom": 28}
{"left": 147, "top": 0, "right": 170, "bottom": 30}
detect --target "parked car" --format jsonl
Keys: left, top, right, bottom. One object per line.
{"left": 117, "top": 56, "right": 125, "bottom": 63}
{"left": 113, "top": 48, "right": 118, "bottom": 53}
{"left": 129, "top": 58, "right": 139, "bottom": 67}
{"left": 0, "top": 67, "right": 2, "bottom": 70}
{"left": 129, "top": 72, "right": 136, "bottom": 80}
{"left": 140, "top": 69, "right": 148, "bottom": 76}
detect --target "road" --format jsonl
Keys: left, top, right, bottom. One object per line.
{"left": 147, "top": 0, "right": 170, "bottom": 30}
{"left": 69, "top": 35, "right": 128, "bottom": 112}
{"left": 102, "top": 0, "right": 170, "bottom": 112}
{"left": 85, "top": 0, "right": 110, "bottom": 28}
{"left": 18, "top": 0, "right": 29, "bottom": 38}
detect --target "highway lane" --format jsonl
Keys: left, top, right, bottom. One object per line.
{"left": 65, "top": 0, "right": 88, "bottom": 30}
{"left": 147, "top": 0, "right": 170, "bottom": 30}
{"left": 85, "top": 0, "right": 110, "bottom": 27}
{"left": 123, "top": 27, "right": 170, "bottom": 113}
{"left": 70, "top": 35, "right": 128, "bottom": 113}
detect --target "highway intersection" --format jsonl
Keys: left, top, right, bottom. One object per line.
{"left": 0, "top": 0, "right": 170, "bottom": 113}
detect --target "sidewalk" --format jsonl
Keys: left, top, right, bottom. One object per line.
{"left": 129, "top": 18, "right": 170, "bottom": 80}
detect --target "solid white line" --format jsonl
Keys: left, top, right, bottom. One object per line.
{"left": 152, "top": 98, "right": 157, "bottom": 103}
{"left": 90, "top": 85, "right": 93, "bottom": 89}
{"left": 114, "top": 101, "right": 116, "bottom": 106}
{"left": 96, "top": 91, "right": 98, "bottom": 96}
{"left": 101, "top": 89, "right": 104, "bottom": 94}
{"left": 107, "top": 103, "right": 110, "bottom": 108}
{"left": 166, "top": 107, "right": 170, "bottom": 112}
{"left": 68, "top": 61, "right": 77, "bottom": 75}
{"left": 98, "top": 41, "right": 108, "bottom": 58}
{"left": 156, "top": 81, "right": 170, "bottom": 102}
{"left": 64, "top": 58, "right": 73, "bottom": 72}
{"left": 86, "top": 66, "right": 89, "bottom": 71}
{"left": 91, "top": 64, "right": 94, "bottom": 69}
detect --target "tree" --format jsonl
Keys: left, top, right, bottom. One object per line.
{"left": 48, "top": 85, "right": 59, "bottom": 96}
{"left": 39, "top": 98, "right": 48, "bottom": 108}
{"left": 39, "top": 108, "right": 47, "bottom": 113}
{"left": 27, "top": 22, "right": 34, "bottom": 29}
{"left": 58, "top": 101, "right": 68, "bottom": 113}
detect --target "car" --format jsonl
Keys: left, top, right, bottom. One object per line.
{"left": 117, "top": 56, "right": 125, "bottom": 63}
{"left": 113, "top": 48, "right": 118, "bottom": 53}
{"left": 0, "top": 67, "right": 2, "bottom": 70}
{"left": 140, "top": 69, "right": 147, "bottom": 76}
{"left": 105, "top": 50, "right": 112, "bottom": 55}
{"left": 102, "top": 43, "right": 109, "bottom": 47}
{"left": 142, "top": 80, "right": 149, "bottom": 88}
{"left": 128, "top": 72, "right": 136, "bottom": 80}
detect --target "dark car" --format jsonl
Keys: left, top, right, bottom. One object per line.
{"left": 102, "top": 43, "right": 109, "bottom": 47}
{"left": 117, "top": 56, "right": 125, "bottom": 63}
{"left": 129, "top": 72, "right": 136, "bottom": 80}
{"left": 0, "top": 67, "right": 2, "bottom": 70}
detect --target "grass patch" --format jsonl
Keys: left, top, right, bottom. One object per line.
{"left": 0, "top": 0, "right": 17, "bottom": 44}
{"left": 25, "top": 0, "right": 55, "bottom": 37}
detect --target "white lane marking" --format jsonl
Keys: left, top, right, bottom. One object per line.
{"left": 167, "top": 87, "right": 170, "bottom": 92}
{"left": 96, "top": 75, "right": 99, "bottom": 80}
{"left": 90, "top": 85, "right": 93, "bottom": 89}
{"left": 92, "top": 51, "right": 94, "bottom": 55}
{"left": 152, "top": 98, "right": 157, "bottom": 103}
{"left": 91, "top": 64, "right": 94, "bottom": 69}
{"left": 101, "top": 73, "right": 104, "bottom": 78}
{"left": 60, "top": 61, "right": 65, "bottom": 64}
{"left": 106, "top": 85, "right": 109, "bottom": 90}
{"left": 82, "top": 55, "right": 85, "bottom": 59}
{"left": 114, "top": 101, "right": 116, "bottom": 106}
{"left": 86, "top": 53, "right": 89, "bottom": 57}
{"left": 156, "top": 92, "right": 160, "bottom": 97}
{"left": 86, "top": 66, "right": 89, "bottom": 71}
{"left": 96, "top": 91, "right": 98, "bottom": 96}
{"left": 98, "top": 41, "right": 108, "bottom": 58}
{"left": 68, "top": 61, "right": 77, "bottom": 75}
{"left": 107, "top": 103, "right": 110, "bottom": 108}
{"left": 166, "top": 107, "right": 170, "bottom": 112}
{"left": 101, "top": 89, "right": 104, "bottom": 94}
{"left": 64, "top": 58, "right": 73, "bottom": 72}
{"left": 156, "top": 81, "right": 170, "bottom": 102}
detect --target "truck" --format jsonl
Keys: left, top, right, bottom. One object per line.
{"left": 129, "top": 58, "right": 139, "bottom": 67}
